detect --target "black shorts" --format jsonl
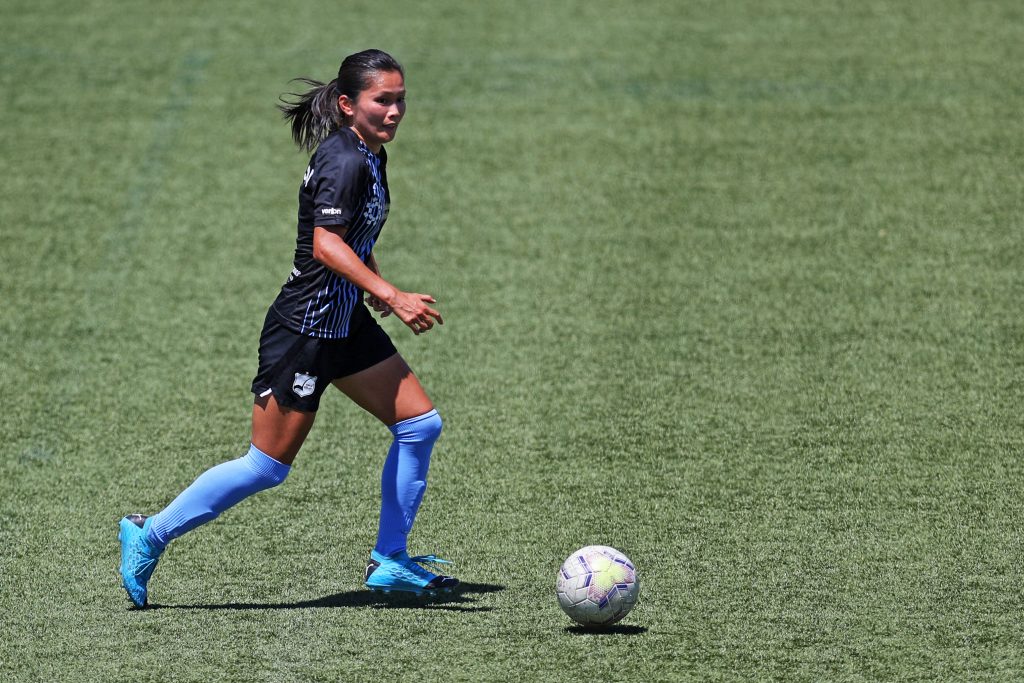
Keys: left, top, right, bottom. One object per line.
{"left": 250, "top": 305, "right": 397, "bottom": 412}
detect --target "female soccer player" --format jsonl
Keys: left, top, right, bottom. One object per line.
{"left": 118, "top": 49, "right": 457, "bottom": 607}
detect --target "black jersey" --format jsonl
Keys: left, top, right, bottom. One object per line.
{"left": 269, "top": 127, "right": 391, "bottom": 339}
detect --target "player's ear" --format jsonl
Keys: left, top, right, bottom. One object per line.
{"left": 338, "top": 94, "right": 355, "bottom": 118}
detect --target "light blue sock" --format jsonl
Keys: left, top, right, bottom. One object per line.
{"left": 374, "top": 409, "right": 443, "bottom": 557}
{"left": 147, "top": 444, "right": 290, "bottom": 548}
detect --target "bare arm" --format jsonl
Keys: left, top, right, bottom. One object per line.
{"left": 364, "top": 253, "right": 393, "bottom": 318}
{"left": 366, "top": 252, "right": 381, "bottom": 275}
{"left": 312, "top": 225, "right": 443, "bottom": 334}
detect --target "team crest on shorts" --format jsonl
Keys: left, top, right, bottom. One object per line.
{"left": 292, "top": 373, "right": 317, "bottom": 398}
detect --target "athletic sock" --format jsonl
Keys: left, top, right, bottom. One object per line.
{"left": 146, "top": 444, "right": 290, "bottom": 549}
{"left": 374, "top": 409, "right": 443, "bottom": 557}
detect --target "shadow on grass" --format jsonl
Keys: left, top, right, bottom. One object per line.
{"left": 145, "top": 582, "right": 504, "bottom": 613}
{"left": 565, "top": 624, "right": 647, "bottom": 636}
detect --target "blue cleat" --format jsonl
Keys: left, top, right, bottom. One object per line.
{"left": 364, "top": 550, "right": 459, "bottom": 595}
{"left": 118, "top": 514, "right": 163, "bottom": 608}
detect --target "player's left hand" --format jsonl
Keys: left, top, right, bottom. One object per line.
{"left": 366, "top": 293, "right": 393, "bottom": 317}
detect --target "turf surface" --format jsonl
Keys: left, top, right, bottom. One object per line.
{"left": 2, "top": 0, "right": 1022, "bottom": 680}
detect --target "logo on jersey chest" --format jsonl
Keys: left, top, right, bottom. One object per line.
{"left": 292, "top": 373, "right": 317, "bottom": 398}
{"left": 363, "top": 183, "right": 389, "bottom": 225}
{"left": 303, "top": 165, "right": 314, "bottom": 187}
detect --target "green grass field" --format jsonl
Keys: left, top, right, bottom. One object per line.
{"left": 2, "top": 0, "right": 1023, "bottom": 680}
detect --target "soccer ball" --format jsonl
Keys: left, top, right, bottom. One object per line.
{"left": 556, "top": 545, "right": 639, "bottom": 627}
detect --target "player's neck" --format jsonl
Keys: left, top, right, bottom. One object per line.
{"left": 348, "top": 126, "right": 382, "bottom": 155}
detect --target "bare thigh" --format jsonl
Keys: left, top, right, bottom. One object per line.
{"left": 332, "top": 353, "right": 434, "bottom": 426}
{"left": 251, "top": 394, "right": 316, "bottom": 465}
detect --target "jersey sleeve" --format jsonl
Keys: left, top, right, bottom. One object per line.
{"left": 311, "top": 149, "right": 366, "bottom": 227}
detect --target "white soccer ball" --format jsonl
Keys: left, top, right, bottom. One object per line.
{"left": 556, "top": 545, "right": 639, "bottom": 627}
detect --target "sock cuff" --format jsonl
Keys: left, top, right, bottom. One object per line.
{"left": 145, "top": 517, "right": 167, "bottom": 549}
{"left": 389, "top": 408, "right": 441, "bottom": 436}
{"left": 244, "top": 444, "right": 291, "bottom": 484}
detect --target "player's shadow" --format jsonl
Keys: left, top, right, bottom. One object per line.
{"left": 565, "top": 624, "right": 647, "bottom": 636}
{"left": 146, "top": 582, "right": 504, "bottom": 613}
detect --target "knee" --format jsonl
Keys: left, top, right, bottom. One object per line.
{"left": 243, "top": 445, "right": 291, "bottom": 488}
{"left": 421, "top": 411, "right": 443, "bottom": 442}
{"left": 392, "top": 409, "right": 443, "bottom": 444}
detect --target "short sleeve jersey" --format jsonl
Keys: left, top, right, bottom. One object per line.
{"left": 269, "top": 127, "right": 391, "bottom": 339}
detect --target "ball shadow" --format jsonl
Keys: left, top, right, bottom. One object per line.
{"left": 565, "top": 624, "right": 647, "bottom": 636}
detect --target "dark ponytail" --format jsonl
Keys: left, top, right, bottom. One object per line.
{"left": 278, "top": 78, "right": 342, "bottom": 152}
{"left": 279, "top": 49, "right": 405, "bottom": 152}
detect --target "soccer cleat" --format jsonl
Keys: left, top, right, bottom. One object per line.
{"left": 118, "top": 514, "right": 163, "bottom": 607}
{"left": 364, "top": 550, "right": 459, "bottom": 595}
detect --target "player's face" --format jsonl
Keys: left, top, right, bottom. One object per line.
{"left": 341, "top": 70, "right": 406, "bottom": 153}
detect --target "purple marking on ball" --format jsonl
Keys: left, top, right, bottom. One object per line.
{"left": 582, "top": 573, "right": 592, "bottom": 588}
